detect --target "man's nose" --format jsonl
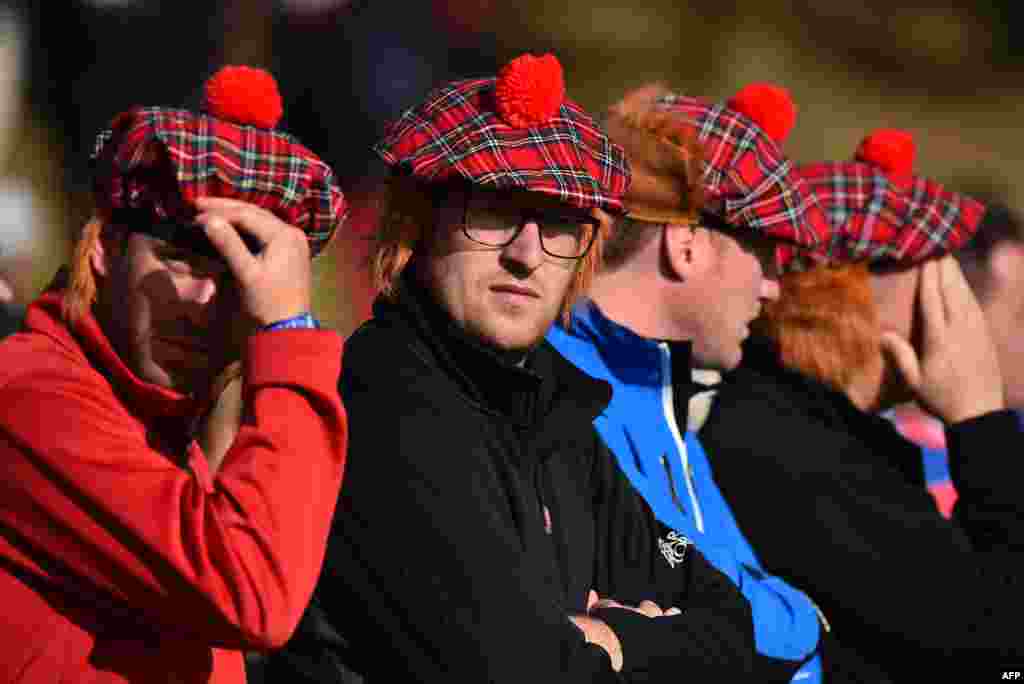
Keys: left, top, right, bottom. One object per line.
{"left": 500, "top": 220, "right": 545, "bottom": 270}
{"left": 760, "top": 276, "right": 781, "bottom": 303}
{"left": 182, "top": 274, "right": 220, "bottom": 324}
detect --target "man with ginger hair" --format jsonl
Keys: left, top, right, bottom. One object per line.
{"left": 702, "top": 129, "right": 1024, "bottom": 681}
{"left": 269, "top": 54, "right": 796, "bottom": 683}
{"left": 0, "top": 66, "right": 349, "bottom": 683}
{"left": 547, "top": 83, "right": 887, "bottom": 682}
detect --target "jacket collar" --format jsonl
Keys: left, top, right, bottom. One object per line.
{"left": 24, "top": 290, "right": 200, "bottom": 422}
{"left": 568, "top": 298, "right": 711, "bottom": 392}
{"left": 381, "top": 272, "right": 610, "bottom": 429}
{"left": 738, "top": 334, "right": 864, "bottom": 426}
{"left": 736, "top": 334, "right": 923, "bottom": 478}
{"left": 567, "top": 298, "right": 724, "bottom": 429}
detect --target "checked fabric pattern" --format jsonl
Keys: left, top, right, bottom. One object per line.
{"left": 92, "top": 107, "right": 347, "bottom": 256}
{"left": 797, "top": 161, "right": 986, "bottom": 266}
{"left": 374, "top": 77, "right": 630, "bottom": 214}
{"left": 652, "top": 93, "right": 829, "bottom": 252}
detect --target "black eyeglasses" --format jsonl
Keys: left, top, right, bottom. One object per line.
{"left": 461, "top": 192, "right": 600, "bottom": 260}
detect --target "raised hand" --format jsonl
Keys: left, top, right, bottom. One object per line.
{"left": 195, "top": 197, "right": 312, "bottom": 327}
{"left": 881, "top": 255, "right": 1004, "bottom": 423}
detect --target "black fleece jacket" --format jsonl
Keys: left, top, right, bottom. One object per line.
{"left": 267, "top": 278, "right": 797, "bottom": 683}
{"left": 701, "top": 335, "right": 1024, "bottom": 682}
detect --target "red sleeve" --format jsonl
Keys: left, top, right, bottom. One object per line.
{"left": 0, "top": 329, "right": 347, "bottom": 649}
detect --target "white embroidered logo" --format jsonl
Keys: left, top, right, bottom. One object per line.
{"left": 657, "top": 530, "right": 690, "bottom": 568}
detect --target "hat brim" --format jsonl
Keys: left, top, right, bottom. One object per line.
{"left": 626, "top": 207, "right": 697, "bottom": 225}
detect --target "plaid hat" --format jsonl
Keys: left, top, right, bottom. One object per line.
{"left": 795, "top": 129, "right": 986, "bottom": 267}
{"left": 632, "top": 83, "right": 829, "bottom": 251}
{"left": 374, "top": 53, "right": 630, "bottom": 214}
{"left": 91, "top": 65, "right": 347, "bottom": 257}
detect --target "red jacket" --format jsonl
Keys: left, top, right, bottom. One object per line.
{"left": 0, "top": 292, "right": 347, "bottom": 683}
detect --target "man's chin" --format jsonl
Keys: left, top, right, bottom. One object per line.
{"left": 873, "top": 357, "right": 915, "bottom": 412}
{"left": 692, "top": 345, "right": 742, "bottom": 374}
{"left": 488, "top": 335, "right": 539, "bottom": 354}
{"left": 471, "top": 310, "right": 552, "bottom": 351}
{"left": 477, "top": 324, "right": 544, "bottom": 354}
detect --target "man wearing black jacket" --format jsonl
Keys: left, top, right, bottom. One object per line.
{"left": 268, "top": 54, "right": 794, "bottom": 682}
{"left": 702, "top": 130, "right": 1024, "bottom": 681}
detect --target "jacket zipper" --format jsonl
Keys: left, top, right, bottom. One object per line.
{"left": 660, "top": 455, "right": 688, "bottom": 517}
{"left": 535, "top": 466, "right": 571, "bottom": 599}
{"left": 658, "top": 342, "right": 704, "bottom": 533}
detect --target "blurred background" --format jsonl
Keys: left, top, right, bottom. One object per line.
{"left": 2, "top": 0, "right": 1022, "bottom": 337}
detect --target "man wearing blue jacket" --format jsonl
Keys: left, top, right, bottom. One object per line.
{"left": 548, "top": 83, "right": 881, "bottom": 681}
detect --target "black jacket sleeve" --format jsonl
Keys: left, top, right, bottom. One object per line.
{"left": 588, "top": 437, "right": 801, "bottom": 682}
{"left": 701, "top": 371, "right": 1024, "bottom": 674}
{"left": 948, "top": 410, "right": 1024, "bottom": 551}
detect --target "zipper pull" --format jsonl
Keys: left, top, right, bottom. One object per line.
{"left": 661, "top": 455, "right": 688, "bottom": 517}
{"left": 535, "top": 469, "right": 553, "bottom": 535}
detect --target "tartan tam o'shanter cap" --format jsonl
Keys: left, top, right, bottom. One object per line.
{"left": 796, "top": 129, "right": 986, "bottom": 267}
{"left": 614, "top": 82, "right": 829, "bottom": 252}
{"left": 90, "top": 65, "right": 347, "bottom": 257}
{"left": 373, "top": 53, "right": 630, "bottom": 214}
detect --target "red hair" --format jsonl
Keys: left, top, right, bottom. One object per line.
{"left": 756, "top": 262, "right": 880, "bottom": 394}
{"left": 61, "top": 216, "right": 109, "bottom": 326}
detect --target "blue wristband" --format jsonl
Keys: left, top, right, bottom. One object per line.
{"left": 260, "top": 312, "right": 321, "bottom": 331}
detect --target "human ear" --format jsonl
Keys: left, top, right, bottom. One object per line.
{"left": 988, "top": 241, "right": 1024, "bottom": 289}
{"left": 89, "top": 226, "right": 125, "bottom": 278}
{"left": 662, "top": 222, "right": 701, "bottom": 280}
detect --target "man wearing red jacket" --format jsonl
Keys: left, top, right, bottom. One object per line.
{"left": 0, "top": 66, "right": 349, "bottom": 683}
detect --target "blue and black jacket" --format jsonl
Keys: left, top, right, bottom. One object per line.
{"left": 548, "top": 299, "right": 826, "bottom": 682}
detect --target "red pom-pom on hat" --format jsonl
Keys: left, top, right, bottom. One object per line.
{"left": 494, "top": 53, "right": 565, "bottom": 128}
{"left": 855, "top": 129, "right": 916, "bottom": 176}
{"left": 203, "top": 65, "right": 284, "bottom": 129}
{"left": 727, "top": 82, "right": 796, "bottom": 145}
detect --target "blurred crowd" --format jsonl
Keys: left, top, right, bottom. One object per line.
{"left": 4, "top": 1, "right": 1024, "bottom": 328}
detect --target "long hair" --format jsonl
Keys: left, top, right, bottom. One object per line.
{"left": 370, "top": 176, "right": 435, "bottom": 301}
{"left": 61, "top": 216, "right": 110, "bottom": 326}
{"left": 369, "top": 176, "right": 612, "bottom": 327}
{"left": 755, "top": 262, "right": 879, "bottom": 394}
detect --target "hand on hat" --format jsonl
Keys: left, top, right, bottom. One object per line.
{"left": 195, "top": 196, "right": 312, "bottom": 327}
{"left": 880, "top": 255, "right": 1004, "bottom": 424}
